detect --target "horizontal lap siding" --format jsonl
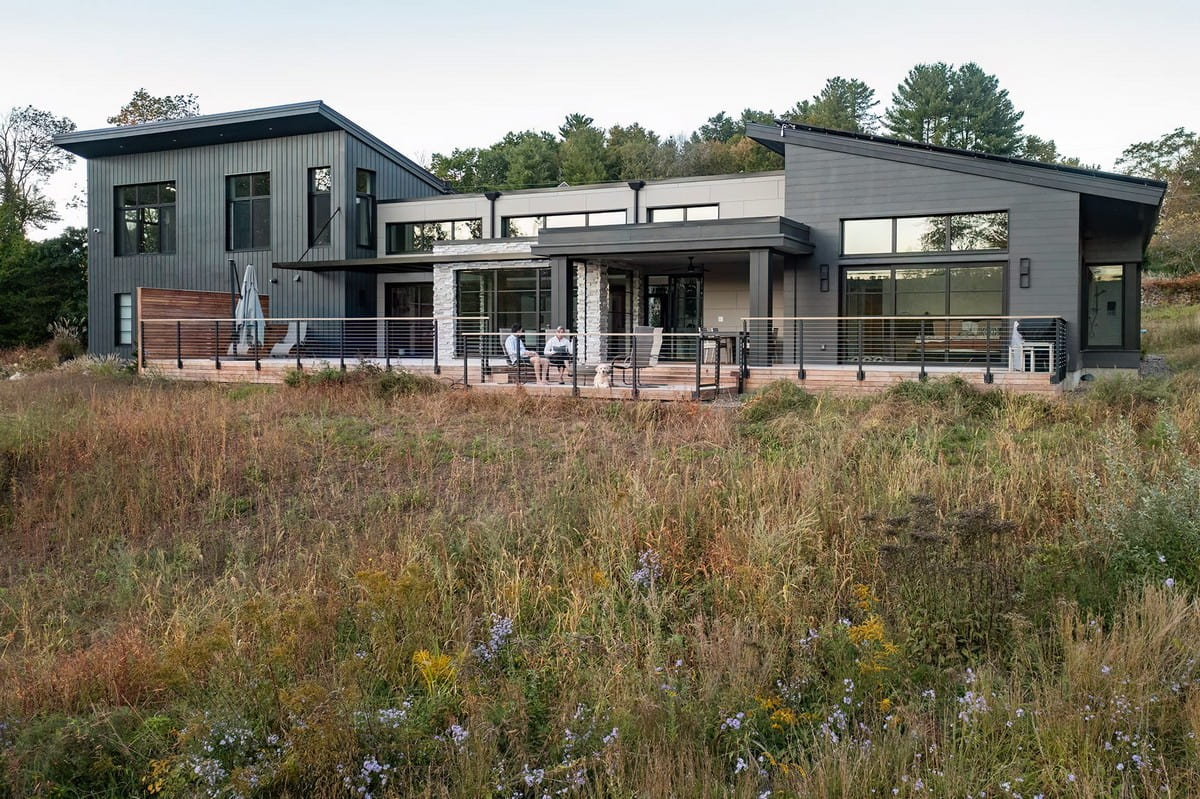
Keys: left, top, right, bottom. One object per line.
{"left": 88, "top": 131, "right": 348, "bottom": 355}
{"left": 782, "top": 146, "right": 1081, "bottom": 367}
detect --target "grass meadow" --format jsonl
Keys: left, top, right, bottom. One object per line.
{"left": 1, "top": 305, "right": 1200, "bottom": 798}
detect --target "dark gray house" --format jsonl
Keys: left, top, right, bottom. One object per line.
{"left": 55, "top": 102, "right": 445, "bottom": 354}
{"left": 57, "top": 105, "right": 1165, "bottom": 393}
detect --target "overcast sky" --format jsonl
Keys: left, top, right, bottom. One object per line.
{"left": 6, "top": 0, "right": 1198, "bottom": 239}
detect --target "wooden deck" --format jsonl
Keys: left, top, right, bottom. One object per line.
{"left": 141, "top": 357, "right": 1062, "bottom": 399}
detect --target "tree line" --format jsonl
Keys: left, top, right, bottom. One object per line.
{"left": 0, "top": 73, "right": 1196, "bottom": 350}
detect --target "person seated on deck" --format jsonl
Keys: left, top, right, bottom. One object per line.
{"left": 503, "top": 324, "right": 546, "bottom": 383}
{"left": 543, "top": 326, "right": 574, "bottom": 383}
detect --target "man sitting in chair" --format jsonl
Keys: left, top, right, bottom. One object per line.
{"left": 543, "top": 326, "right": 574, "bottom": 384}
{"left": 503, "top": 324, "right": 547, "bottom": 383}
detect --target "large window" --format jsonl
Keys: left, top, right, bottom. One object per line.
{"left": 115, "top": 293, "right": 132, "bottom": 346}
{"left": 842, "top": 263, "right": 1005, "bottom": 364}
{"left": 501, "top": 210, "right": 626, "bottom": 237}
{"left": 386, "top": 219, "right": 482, "bottom": 253}
{"left": 648, "top": 204, "right": 719, "bottom": 223}
{"left": 308, "top": 167, "right": 332, "bottom": 246}
{"left": 1085, "top": 265, "right": 1125, "bottom": 348}
{"left": 116, "top": 182, "right": 176, "bottom": 255}
{"left": 227, "top": 172, "right": 270, "bottom": 250}
{"left": 843, "top": 212, "right": 1008, "bottom": 255}
{"left": 355, "top": 169, "right": 376, "bottom": 248}
{"left": 456, "top": 268, "right": 551, "bottom": 354}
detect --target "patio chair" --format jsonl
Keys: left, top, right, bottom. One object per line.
{"left": 611, "top": 325, "right": 662, "bottom": 386}
{"left": 270, "top": 321, "right": 308, "bottom": 357}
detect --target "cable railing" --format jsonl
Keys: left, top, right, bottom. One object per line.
{"left": 139, "top": 316, "right": 489, "bottom": 374}
{"left": 738, "top": 316, "right": 1068, "bottom": 384}
{"left": 455, "top": 330, "right": 727, "bottom": 399}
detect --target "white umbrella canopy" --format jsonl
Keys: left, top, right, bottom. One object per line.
{"left": 235, "top": 264, "right": 265, "bottom": 349}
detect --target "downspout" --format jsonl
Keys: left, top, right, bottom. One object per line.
{"left": 627, "top": 180, "right": 645, "bottom": 224}
{"left": 484, "top": 191, "right": 501, "bottom": 237}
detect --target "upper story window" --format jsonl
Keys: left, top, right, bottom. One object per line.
{"left": 355, "top": 169, "right": 376, "bottom": 248}
{"left": 116, "top": 181, "right": 176, "bottom": 255}
{"left": 842, "top": 211, "right": 1008, "bottom": 256}
{"left": 386, "top": 219, "right": 482, "bottom": 253}
{"left": 648, "top": 204, "right": 719, "bottom": 223}
{"left": 308, "top": 167, "right": 332, "bottom": 246}
{"left": 501, "top": 210, "right": 627, "bottom": 237}
{"left": 227, "top": 172, "right": 271, "bottom": 250}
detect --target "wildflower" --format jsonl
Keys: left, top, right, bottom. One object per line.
{"left": 447, "top": 724, "right": 469, "bottom": 752}
{"left": 1158, "top": 553, "right": 1167, "bottom": 563}
{"left": 735, "top": 757, "right": 747, "bottom": 774}
{"left": 1164, "top": 577, "right": 1176, "bottom": 588}
{"left": 602, "top": 727, "right": 619, "bottom": 745}
{"left": 472, "top": 614, "right": 514, "bottom": 663}
{"left": 413, "top": 649, "right": 455, "bottom": 688}
{"left": 1101, "top": 664, "right": 1111, "bottom": 675}
{"left": 630, "top": 549, "right": 662, "bottom": 589}
{"left": 721, "top": 712, "right": 745, "bottom": 731}
{"left": 878, "top": 698, "right": 893, "bottom": 712}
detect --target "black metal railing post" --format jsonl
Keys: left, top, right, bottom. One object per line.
{"left": 797, "top": 320, "right": 805, "bottom": 380}
{"left": 856, "top": 319, "right": 865, "bottom": 381}
{"left": 571, "top": 336, "right": 578, "bottom": 397}
{"left": 296, "top": 321, "right": 302, "bottom": 371}
{"left": 176, "top": 321, "right": 182, "bottom": 369}
{"left": 984, "top": 320, "right": 993, "bottom": 384}
{"left": 339, "top": 319, "right": 346, "bottom": 371}
{"left": 462, "top": 333, "right": 469, "bottom": 387}
{"left": 631, "top": 335, "right": 639, "bottom": 398}
{"left": 214, "top": 320, "right": 221, "bottom": 370}
{"left": 433, "top": 320, "right": 440, "bottom": 375}
{"left": 385, "top": 319, "right": 391, "bottom": 371}
{"left": 694, "top": 332, "right": 702, "bottom": 401}
{"left": 140, "top": 320, "right": 147, "bottom": 369}
{"left": 919, "top": 319, "right": 927, "bottom": 382}
{"left": 254, "top": 336, "right": 260, "bottom": 371}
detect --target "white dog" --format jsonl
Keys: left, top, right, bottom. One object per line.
{"left": 593, "top": 363, "right": 612, "bottom": 388}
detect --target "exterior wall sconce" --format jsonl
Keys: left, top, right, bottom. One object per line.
{"left": 1019, "top": 257, "right": 1031, "bottom": 289}
{"left": 819, "top": 264, "right": 830, "bottom": 292}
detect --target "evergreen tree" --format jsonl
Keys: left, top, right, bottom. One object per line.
{"left": 786, "top": 77, "right": 880, "bottom": 133}
{"left": 559, "top": 118, "right": 608, "bottom": 185}
{"left": 503, "top": 131, "right": 560, "bottom": 189}
{"left": 886, "top": 63, "right": 1023, "bottom": 155}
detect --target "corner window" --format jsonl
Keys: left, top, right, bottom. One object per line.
{"left": 116, "top": 182, "right": 176, "bottom": 255}
{"left": 308, "top": 167, "right": 332, "bottom": 246}
{"left": 115, "top": 293, "right": 133, "bottom": 346}
{"left": 386, "top": 219, "right": 482, "bottom": 253}
{"left": 355, "top": 169, "right": 376, "bottom": 248}
{"left": 227, "top": 172, "right": 270, "bottom": 250}
{"left": 843, "top": 212, "right": 1008, "bottom": 256}
{"left": 648, "top": 204, "right": 719, "bottom": 223}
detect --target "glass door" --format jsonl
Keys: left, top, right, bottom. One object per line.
{"left": 385, "top": 282, "right": 434, "bottom": 357}
{"left": 1085, "top": 265, "right": 1124, "bottom": 348}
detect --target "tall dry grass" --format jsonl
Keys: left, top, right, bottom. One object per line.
{"left": 0, "top": 307, "right": 1197, "bottom": 797}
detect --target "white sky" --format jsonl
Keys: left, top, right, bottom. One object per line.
{"left": 5, "top": 0, "right": 1198, "bottom": 240}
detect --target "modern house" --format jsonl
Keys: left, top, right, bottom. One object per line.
{"left": 55, "top": 103, "right": 1166, "bottom": 397}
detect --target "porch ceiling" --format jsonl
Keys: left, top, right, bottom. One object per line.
{"left": 529, "top": 216, "right": 813, "bottom": 258}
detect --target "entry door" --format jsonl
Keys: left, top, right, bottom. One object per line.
{"left": 644, "top": 275, "right": 703, "bottom": 360}
{"left": 385, "top": 282, "right": 434, "bottom": 357}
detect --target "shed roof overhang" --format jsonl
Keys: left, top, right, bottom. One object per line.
{"left": 529, "top": 216, "right": 813, "bottom": 258}
{"left": 54, "top": 101, "right": 446, "bottom": 191}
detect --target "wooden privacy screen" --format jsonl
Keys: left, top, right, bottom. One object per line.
{"left": 137, "top": 287, "right": 273, "bottom": 359}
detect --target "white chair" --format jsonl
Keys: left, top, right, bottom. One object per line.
{"left": 270, "top": 321, "right": 308, "bottom": 357}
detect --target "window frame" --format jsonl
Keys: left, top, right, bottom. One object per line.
{"left": 647, "top": 204, "right": 720, "bottom": 223}
{"left": 115, "top": 292, "right": 133, "bottom": 346}
{"left": 355, "top": 169, "right": 377, "bottom": 249}
{"left": 500, "top": 209, "right": 628, "bottom": 238}
{"left": 841, "top": 211, "right": 1009, "bottom": 257}
{"left": 308, "top": 166, "right": 332, "bottom": 247}
{"left": 115, "top": 181, "right": 176, "bottom": 256}
{"left": 840, "top": 262, "right": 1008, "bottom": 318}
{"left": 385, "top": 219, "right": 483, "bottom": 254}
{"left": 1082, "top": 263, "right": 1128, "bottom": 350}
{"left": 226, "top": 171, "right": 271, "bottom": 251}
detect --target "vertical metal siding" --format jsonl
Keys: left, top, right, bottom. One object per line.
{"left": 87, "top": 131, "right": 349, "bottom": 355}
{"left": 782, "top": 145, "right": 1084, "bottom": 367}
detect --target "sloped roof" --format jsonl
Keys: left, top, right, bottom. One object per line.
{"left": 746, "top": 121, "right": 1166, "bottom": 208}
{"left": 54, "top": 101, "right": 446, "bottom": 192}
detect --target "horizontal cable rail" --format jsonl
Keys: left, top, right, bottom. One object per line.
{"left": 737, "top": 316, "right": 1067, "bottom": 383}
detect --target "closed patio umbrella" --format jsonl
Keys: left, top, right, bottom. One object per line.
{"left": 234, "top": 264, "right": 265, "bottom": 351}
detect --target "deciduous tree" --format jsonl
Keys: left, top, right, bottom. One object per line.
{"left": 1118, "top": 128, "right": 1200, "bottom": 274}
{"left": 107, "top": 89, "right": 200, "bottom": 125}
{"left": 0, "top": 105, "right": 76, "bottom": 231}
